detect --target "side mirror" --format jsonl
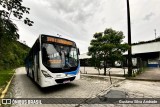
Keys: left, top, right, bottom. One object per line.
{"left": 77, "top": 48, "right": 80, "bottom": 55}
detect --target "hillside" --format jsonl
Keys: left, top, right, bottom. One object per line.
{"left": 0, "top": 39, "right": 30, "bottom": 70}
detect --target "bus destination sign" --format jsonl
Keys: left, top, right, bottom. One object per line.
{"left": 47, "top": 37, "right": 74, "bottom": 46}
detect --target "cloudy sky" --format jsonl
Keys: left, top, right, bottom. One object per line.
{"left": 14, "top": 0, "right": 160, "bottom": 54}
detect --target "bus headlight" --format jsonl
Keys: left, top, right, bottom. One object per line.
{"left": 41, "top": 70, "right": 53, "bottom": 78}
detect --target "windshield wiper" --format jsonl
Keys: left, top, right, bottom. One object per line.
{"left": 66, "top": 62, "right": 72, "bottom": 67}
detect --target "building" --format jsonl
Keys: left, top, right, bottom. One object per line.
{"left": 79, "top": 53, "right": 91, "bottom": 66}
{"left": 125, "top": 41, "right": 160, "bottom": 67}
{"left": 80, "top": 40, "right": 160, "bottom": 68}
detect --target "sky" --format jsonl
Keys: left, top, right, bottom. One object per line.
{"left": 13, "top": 0, "right": 160, "bottom": 54}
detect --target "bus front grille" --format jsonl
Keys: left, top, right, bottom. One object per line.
{"left": 55, "top": 77, "right": 76, "bottom": 83}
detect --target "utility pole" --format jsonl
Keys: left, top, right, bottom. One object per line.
{"left": 154, "top": 29, "right": 157, "bottom": 41}
{"left": 126, "top": 0, "right": 132, "bottom": 77}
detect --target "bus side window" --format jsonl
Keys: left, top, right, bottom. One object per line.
{"left": 37, "top": 41, "right": 40, "bottom": 52}
{"left": 35, "top": 40, "right": 40, "bottom": 52}
{"left": 42, "top": 47, "right": 48, "bottom": 64}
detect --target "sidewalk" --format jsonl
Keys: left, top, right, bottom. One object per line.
{"left": 130, "top": 68, "right": 160, "bottom": 81}
{"left": 80, "top": 68, "right": 160, "bottom": 106}
{"left": 80, "top": 67, "right": 127, "bottom": 77}
{"left": 81, "top": 74, "right": 126, "bottom": 80}
{"left": 80, "top": 67, "right": 160, "bottom": 81}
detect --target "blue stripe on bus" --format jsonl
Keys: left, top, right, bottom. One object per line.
{"left": 64, "top": 64, "right": 80, "bottom": 75}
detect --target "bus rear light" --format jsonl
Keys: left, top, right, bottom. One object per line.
{"left": 41, "top": 70, "right": 53, "bottom": 78}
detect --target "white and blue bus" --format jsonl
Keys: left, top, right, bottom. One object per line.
{"left": 25, "top": 34, "right": 80, "bottom": 87}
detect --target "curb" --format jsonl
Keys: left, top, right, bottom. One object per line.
{"left": 81, "top": 73, "right": 126, "bottom": 77}
{"left": 126, "top": 78, "right": 160, "bottom": 82}
{"left": 0, "top": 71, "right": 15, "bottom": 99}
{"left": 81, "top": 74, "right": 160, "bottom": 82}
{"left": 81, "top": 74, "right": 126, "bottom": 80}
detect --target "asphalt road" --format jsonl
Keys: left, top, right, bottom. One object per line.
{"left": 5, "top": 67, "right": 119, "bottom": 107}
{"left": 4, "top": 67, "right": 160, "bottom": 107}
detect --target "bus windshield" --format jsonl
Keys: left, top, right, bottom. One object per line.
{"left": 42, "top": 43, "right": 78, "bottom": 68}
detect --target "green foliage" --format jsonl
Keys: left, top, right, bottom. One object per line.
{"left": 0, "top": 17, "right": 19, "bottom": 40}
{"left": 0, "top": 0, "right": 32, "bottom": 70}
{"left": 88, "top": 28, "right": 129, "bottom": 75}
{"left": 0, "top": 0, "right": 34, "bottom": 26}
{"left": 0, "top": 39, "right": 30, "bottom": 70}
{"left": 0, "top": 69, "right": 14, "bottom": 89}
{"left": 0, "top": 0, "right": 34, "bottom": 41}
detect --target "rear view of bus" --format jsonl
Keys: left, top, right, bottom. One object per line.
{"left": 25, "top": 34, "right": 80, "bottom": 87}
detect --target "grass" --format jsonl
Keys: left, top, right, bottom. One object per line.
{"left": 0, "top": 69, "right": 14, "bottom": 93}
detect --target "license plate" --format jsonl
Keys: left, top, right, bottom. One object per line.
{"left": 63, "top": 80, "right": 70, "bottom": 83}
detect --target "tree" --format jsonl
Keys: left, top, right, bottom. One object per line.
{"left": 88, "top": 28, "right": 129, "bottom": 75}
{"left": 0, "top": 0, "right": 33, "bottom": 26}
{"left": 90, "top": 54, "right": 102, "bottom": 75}
{"left": 0, "top": 17, "right": 19, "bottom": 40}
{"left": 0, "top": 0, "right": 33, "bottom": 70}
{"left": 0, "top": 0, "right": 33, "bottom": 40}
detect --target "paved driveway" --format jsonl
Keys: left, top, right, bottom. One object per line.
{"left": 133, "top": 68, "right": 160, "bottom": 80}
{"left": 4, "top": 67, "right": 160, "bottom": 107}
{"left": 5, "top": 67, "right": 119, "bottom": 107}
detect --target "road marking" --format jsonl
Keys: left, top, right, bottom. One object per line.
{"left": 0, "top": 72, "right": 15, "bottom": 99}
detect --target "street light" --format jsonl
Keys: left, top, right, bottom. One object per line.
{"left": 126, "top": 0, "right": 132, "bottom": 76}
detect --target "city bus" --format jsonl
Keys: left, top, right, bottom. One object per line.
{"left": 25, "top": 34, "right": 80, "bottom": 87}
